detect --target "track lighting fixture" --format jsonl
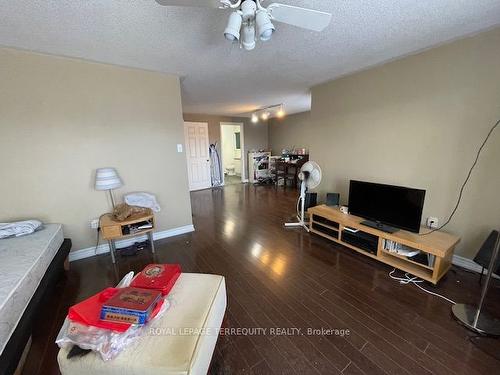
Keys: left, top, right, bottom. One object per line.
{"left": 250, "top": 104, "right": 285, "bottom": 122}
{"left": 277, "top": 104, "right": 285, "bottom": 118}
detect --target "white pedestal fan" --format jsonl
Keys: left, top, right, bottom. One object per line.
{"left": 285, "top": 161, "right": 322, "bottom": 232}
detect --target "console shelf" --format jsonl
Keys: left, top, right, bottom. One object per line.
{"left": 312, "top": 222, "right": 339, "bottom": 237}
{"left": 308, "top": 205, "right": 460, "bottom": 284}
{"left": 380, "top": 249, "right": 435, "bottom": 271}
{"left": 310, "top": 227, "right": 339, "bottom": 243}
{"left": 312, "top": 220, "right": 339, "bottom": 233}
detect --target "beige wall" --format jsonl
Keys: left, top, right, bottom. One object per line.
{"left": 269, "top": 111, "right": 311, "bottom": 154}
{"left": 269, "top": 28, "right": 500, "bottom": 257}
{"left": 183, "top": 113, "right": 269, "bottom": 180}
{"left": 0, "top": 48, "right": 193, "bottom": 251}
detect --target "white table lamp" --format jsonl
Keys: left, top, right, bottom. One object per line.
{"left": 95, "top": 167, "right": 123, "bottom": 208}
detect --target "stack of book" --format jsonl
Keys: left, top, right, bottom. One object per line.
{"left": 100, "top": 264, "right": 181, "bottom": 325}
{"left": 100, "top": 287, "right": 162, "bottom": 325}
{"left": 68, "top": 263, "right": 181, "bottom": 329}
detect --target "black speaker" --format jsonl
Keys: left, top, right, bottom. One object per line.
{"left": 326, "top": 193, "right": 340, "bottom": 207}
{"left": 474, "top": 230, "right": 500, "bottom": 274}
{"left": 304, "top": 193, "right": 318, "bottom": 210}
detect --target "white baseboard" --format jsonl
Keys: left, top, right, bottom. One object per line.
{"left": 68, "top": 224, "right": 195, "bottom": 262}
{"left": 452, "top": 254, "right": 499, "bottom": 279}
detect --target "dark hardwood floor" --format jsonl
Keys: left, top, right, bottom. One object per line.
{"left": 23, "top": 184, "right": 500, "bottom": 375}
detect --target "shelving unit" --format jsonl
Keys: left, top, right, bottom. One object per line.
{"left": 100, "top": 210, "right": 156, "bottom": 264}
{"left": 248, "top": 151, "right": 271, "bottom": 183}
{"left": 308, "top": 205, "right": 460, "bottom": 284}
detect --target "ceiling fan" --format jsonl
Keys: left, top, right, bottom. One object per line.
{"left": 156, "top": 0, "right": 332, "bottom": 51}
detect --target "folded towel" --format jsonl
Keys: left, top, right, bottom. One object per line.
{"left": 0, "top": 220, "right": 42, "bottom": 239}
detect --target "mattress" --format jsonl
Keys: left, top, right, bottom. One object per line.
{"left": 0, "top": 224, "right": 64, "bottom": 354}
{"left": 58, "top": 273, "right": 227, "bottom": 375}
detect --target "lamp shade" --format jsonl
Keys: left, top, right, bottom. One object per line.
{"left": 95, "top": 168, "right": 123, "bottom": 191}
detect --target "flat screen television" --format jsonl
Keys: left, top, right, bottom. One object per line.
{"left": 348, "top": 180, "right": 426, "bottom": 233}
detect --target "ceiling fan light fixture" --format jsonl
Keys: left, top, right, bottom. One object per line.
{"left": 241, "top": 24, "right": 256, "bottom": 51}
{"left": 256, "top": 10, "right": 275, "bottom": 41}
{"left": 224, "top": 11, "right": 243, "bottom": 41}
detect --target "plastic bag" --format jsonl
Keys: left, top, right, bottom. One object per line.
{"left": 55, "top": 298, "right": 170, "bottom": 361}
{"left": 116, "top": 271, "right": 135, "bottom": 288}
{"left": 56, "top": 271, "right": 170, "bottom": 361}
{"left": 124, "top": 192, "right": 161, "bottom": 212}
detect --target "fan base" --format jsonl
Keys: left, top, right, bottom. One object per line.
{"left": 452, "top": 303, "right": 500, "bottom": 336}
{"left": 284, "top": 221, "right": 310, "bottom": 232}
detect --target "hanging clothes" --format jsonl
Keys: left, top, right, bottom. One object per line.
{"left": 209, "top": 143, "right": 223, "bottom": 187}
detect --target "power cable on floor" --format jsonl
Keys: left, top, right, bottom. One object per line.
{"left": 389, "top": 269, "right": 456, "bottom": 304}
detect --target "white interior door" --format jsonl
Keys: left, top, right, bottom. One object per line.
{"left": 184, "top": 122, "right": 211, "bottom": 191}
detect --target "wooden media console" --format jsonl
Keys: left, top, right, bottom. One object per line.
{"left": 308, "top": 205, "right": 460, "bottom": 284}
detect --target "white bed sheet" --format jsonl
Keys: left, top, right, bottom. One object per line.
{"left": 0, "top": 224, "right": 64, "bottom": 354}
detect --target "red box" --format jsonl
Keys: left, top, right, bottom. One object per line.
{"left": 130, "top": 264, "right": 181, "bottom": 295}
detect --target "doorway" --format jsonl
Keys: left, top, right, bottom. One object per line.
{"left": 220, "top": 122, "right": 245, "bottom": 186}
{"left": 184, "top": 121, "right": 211, "bottom": 191}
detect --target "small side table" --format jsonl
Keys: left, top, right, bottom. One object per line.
{"left": 100, "top": 211, "right": 155, "bottom": 263}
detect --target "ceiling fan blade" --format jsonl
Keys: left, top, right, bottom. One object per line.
{"left": 155, "top": 0, "right": 222, "bottom": 8}
{"left": 267, "top": 4, "right": 332, "bottom": 32}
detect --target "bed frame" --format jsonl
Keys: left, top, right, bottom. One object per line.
{"left": 0, "top": 238, "right": 72, "bottom": 375}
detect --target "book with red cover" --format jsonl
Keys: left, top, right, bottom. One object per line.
{"left": 68, "top": 288, "right": 164, "bottom": 332}
{"left": 130, "top": 264, "right": 181, "bottom": 295}
{"left": 100, "top": 287, "right": 162, "bottom": 325}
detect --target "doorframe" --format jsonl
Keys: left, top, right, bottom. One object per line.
{"left": 220, "top": 122, "right": 245, "bottom": 186}
{"left": 183, "top": 121, "right": 212, "bottom": 191}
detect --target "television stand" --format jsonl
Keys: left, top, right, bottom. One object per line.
{"left": 361, "top": 220, "right": 399, "bottom": 234}
{"left": 308, "top": 205, "right": 460, "bottom": 284}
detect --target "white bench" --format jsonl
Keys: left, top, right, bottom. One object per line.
{"left": 58, "top": 273, "right": 227, "bottom": 375}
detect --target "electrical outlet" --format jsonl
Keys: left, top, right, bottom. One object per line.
{"left": 427, "top": 217, "right": 439, "bottom": 229}
{"left": 90, "top": 219, "right": 99, "bottom": 229}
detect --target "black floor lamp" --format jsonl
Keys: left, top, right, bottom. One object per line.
{"left": 452, "top": 230, "right": 500, "bottom": 335}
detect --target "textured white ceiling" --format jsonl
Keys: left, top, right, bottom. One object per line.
{"left": 1, "top": 1, "right": 500, "bottom": 116}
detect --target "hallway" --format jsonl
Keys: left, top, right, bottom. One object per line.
{"left": 224, "top": 175, "right": 242, "bottom": 186}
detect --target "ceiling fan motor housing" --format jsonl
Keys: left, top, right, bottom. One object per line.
{"left": 241, "top": 0, "right": 257, "bottom": 22}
